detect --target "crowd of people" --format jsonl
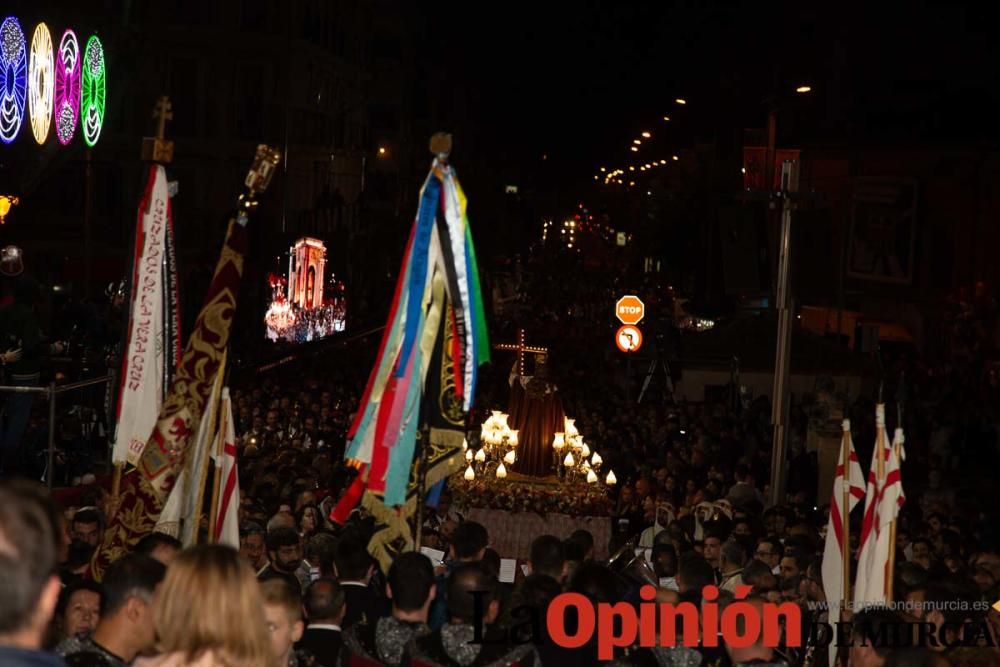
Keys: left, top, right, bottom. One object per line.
{"left": 2, "top": 249, "right": 1000, "bottom": 665}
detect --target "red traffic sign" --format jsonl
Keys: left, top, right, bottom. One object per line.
{"left": 615, "top": 295, "right": 645, "bottom": 325}
{"left": 616, "top": 325, "right": 643, "bottom": 353}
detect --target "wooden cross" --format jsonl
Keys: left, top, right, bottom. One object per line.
{"left": 494, "top": 329, "right": 548, "bottom": 377}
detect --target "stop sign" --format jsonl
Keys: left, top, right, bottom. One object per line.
{"left": 615, "top": 295, "right": 645, "bottom": 325}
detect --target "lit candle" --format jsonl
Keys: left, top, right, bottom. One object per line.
{"left": 552, "top": 433, "right": 565, "bottom": 450}
{"left": 564, "top": 451, "right": 575, "bottom": 467}
{"left": 504, "top": 449, "right": 516, "bottom": 465}
{"left": 464, "top": 465, "right": 475, "bottom": 481}
{"left": 591, "top": 452, "right": 603, "bottom": 467}
{"left": 587, "top": 469, "right": 598, "bottom": 484}
{"left": 496, "top": 463, "right": 507, "bottom": 479}
{"left": 606, "top": 470, "right": 617, "bottom": 485}
{"left": 475, "top": 448, "right": 486, "bottom": 462}
{"left": 465, "top": 449, "right": 473, "bottom": 461}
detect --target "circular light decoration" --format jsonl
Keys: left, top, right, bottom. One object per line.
{"left": 54, "top": 29, "right": 80, "bottom": 145}
{"left": 28, "top": 22, "right": 53, "bottom": 144}
{"left": 80, "top": 35, "right": 105, "bottom": 147}
{"left": 0, "top": 17, "right": 27, "bottom": 143}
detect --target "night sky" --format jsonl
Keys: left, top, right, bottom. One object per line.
{"left": 427, "top": 1, "right": 1000, "bottom": 200}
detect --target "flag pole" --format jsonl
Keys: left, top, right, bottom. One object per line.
{"left": 841, "top": 423, "right": 851, "bottom": 612}
{"left": 414, "top": 423, "right": 430, "bottom": 551}
{"left": 885, "top": 434, "right": 901, "bottom": 601}
{"left": 207, "top": 398, "right": 227, "bottom": 544}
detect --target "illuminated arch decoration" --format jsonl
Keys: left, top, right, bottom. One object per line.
{"left": 0, "top": 17, "right": 27, "bottom": 143}
{"left": 54, "top": 29, "right": 80, "bottom": 145}
{"left": 80, "top": 35, "right": 105, "bottom": 147}
{"left": 28, "top": 22, "right": 53, "bottom": 144}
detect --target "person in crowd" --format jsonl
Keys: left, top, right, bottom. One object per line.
{"left": 303, "top": 533, "right": 337, "bottom": 582}
{"left": 0, "top": 480, "right": 65, "bottom": 666}
{"left": 134, "top": 533, "right": 182, "bottom": 566}
{"left": 676, "top": 552, "right": 714, "bottom": 604}
{"left": 259, "top": 527, "right": 305, "bottom": 593}
{"left": 718, "top": 538, "right": 746, "bottom": 593}
{"left": 296, "top": 578, "right": 344, "bottom": 667}
{"left": 240, "top": 521, "right": 269, "bottom": 573}
{"left": 135, "top": 545, "right": 272, "bottom": 667}
{"left": 405, "top": 563, "right": 537, "bottom": 667}
{"left": 63, "top": 554, "right": 166, "bottom": 667}
{"left": 779, "top": 551, "right": 809, "bottom": 582}
{"left": 429, "top": 521, "right": 488, "bottom": 631}
{"left": 527, "top": 534, "right": 568, "bottom": 585}
{"left": 70, "top": 509, "right": 104, "bottom": 549}
{"left": 53, "top": 581, "right": 103, "bottom": 653}
{"left": 260, "top": 579, "right": 315, "bottom": 667}
{"left": 849, "top": 607, "right": 902, "bottom": 667}
{"left": 724, "top": 596, "right": 790, "bottom": 667}
{"left": 754, "top": 537, "right": 783, "bottom": 576}
{"left": 342, "top": 552, "right": 435, "bottom": 667}
{"left": 333, "top": 537, "right": 389, "bottom": 630}
{"left": 702, "top": 530, "right": 723, "bottom": 580}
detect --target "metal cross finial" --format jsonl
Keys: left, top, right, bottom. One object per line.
{"left": 494, "top": 329, "right": 548, "bottom": 377}
{"left": 153, "top": 96, "right": 173, "bottom": 140}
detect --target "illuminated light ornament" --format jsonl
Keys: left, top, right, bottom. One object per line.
{"left": 28, "top": 22, "right": 53, "bottom": 144}
{"left": 54, "top": 29, "right": 80, "bottom": 145}
{"left": 80, "top": 35, "right": 105, "bottom": 146}
{"left": 0, "top": 17, "right": 27, "bottom": 143}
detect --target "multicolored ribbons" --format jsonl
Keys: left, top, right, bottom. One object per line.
{"left": 332, "top": 159, "right": 489, "bottom": 563}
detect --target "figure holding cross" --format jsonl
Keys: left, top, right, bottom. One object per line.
{"left": 492, "top": 329, "right": 564, "bottom": 477}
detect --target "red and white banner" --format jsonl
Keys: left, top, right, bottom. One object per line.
{"left": 114, "top": 165, "right": 176, "bottom": 465}
{"left": 821, "top": 420, "right": 865, "bottom": 665}
{"left": 854, "top": 406, "right": 906, "bottom": 608}
{"left": 213, "top": 388, "right": 240, "bottom": 549}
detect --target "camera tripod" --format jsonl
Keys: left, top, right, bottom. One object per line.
{"left": 637, "top": 353, "right": 674, "bottom": 404}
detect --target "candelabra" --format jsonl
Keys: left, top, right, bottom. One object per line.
{"left": 463, "top": 411, "right": 519, "bottom": 481}
{"left": 551, "top": 416, "right": 616, "bottom": 486}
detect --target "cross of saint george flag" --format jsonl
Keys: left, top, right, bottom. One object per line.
{"left": 854, "top": 404, "right": 906, "bottom": 608}
{"left": 820, "top": 419, "right": 865, "bottom": 666}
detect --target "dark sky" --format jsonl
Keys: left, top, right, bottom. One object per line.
{"left": 424, "top": 1, "right": 1000, "bottom": 196}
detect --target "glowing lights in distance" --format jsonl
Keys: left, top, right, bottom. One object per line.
{"left": 28, "top": 22, "right": 53, "bottom": 144}
{"left": 0, "top": 17, "right": 27, "bottom": 143}
{"left": 55, "top": 29, "right": 80, "bottom": 145}
{"left": 80, "top": 35, "right": 105, "bottom": 147}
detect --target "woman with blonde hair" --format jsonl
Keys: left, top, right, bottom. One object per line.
{"left": 135, "top": 544, "right": 273, "bottom": 667}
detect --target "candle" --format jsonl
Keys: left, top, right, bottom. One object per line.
{"left": 464, "top": 465, "right": 475, "bottom": 481}
{"left": 564, "top": 451, "right": 575, "bottom": 467}
{"left": 496, "top": 463, "right": 507, "bottom": 479}
{"left": 591, "top": 452, "right": 603, "bottom": 467}
{"left": 462, "top": 438, "right": 468, "bottom": 450}
{"left": 580, "top": 443, "right": 591, "bottom": 459}
{"left": 606, "top": 470, "right": 617, "bottom": 485}
{"left": 475, "top": 448, "right": 486, "bottom": 462}
{"left": 465, "top": 449, "right": 473, "bottom": 461}
{"left": 504, "top": 449, "right": 516, "bottom": 465}
{"left": 587, "top": 469, "right": 598, "bottom": 484}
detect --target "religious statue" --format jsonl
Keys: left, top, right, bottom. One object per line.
{"left": 495, "top": 330, "right": 565, "bottom": 477}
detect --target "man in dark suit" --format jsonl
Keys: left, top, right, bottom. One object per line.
{"left": 341, "top": 552, "right": 435, "bottom": 666}
{"left": 296, "top": 578, "right": 345, "bottom": 667}
{"left": 334, "top": 537, "right": 389, "bottom": 630}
